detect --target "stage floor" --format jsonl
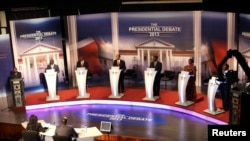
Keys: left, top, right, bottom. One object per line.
{"left": 0, "top": 85, "right": 229, "bottom": 141}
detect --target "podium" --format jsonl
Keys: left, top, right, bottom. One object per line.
{"left": 75, "top": 67, "right": 90, "bottom": 99}
{"left": 108, "top": 66, "right": 124, "bottom": 98}
{"left": 10, "top": 78, "right": 25, "bottom": 107}
{"left": 143, "top": 68, "right": 159, "bottom": 101}
{"left": 175, "top": 71, "right": 194, "bottom": 106}
{"left": 204, "top": 77, "right": 224, "bottom": 115}
{"left": 44, "top": 69, "right": 60, "bottom": 101}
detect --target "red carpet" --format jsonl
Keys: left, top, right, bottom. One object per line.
{"left": 25, "top": 86, "right": 229, "bottom": 123}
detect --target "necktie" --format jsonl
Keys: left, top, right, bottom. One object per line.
{"left": 117, "top": 60, "right": 120, "bottom": 66}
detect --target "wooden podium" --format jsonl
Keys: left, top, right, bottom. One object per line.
{"left": 10, "top": 78, "right": 25, "bottom": 108}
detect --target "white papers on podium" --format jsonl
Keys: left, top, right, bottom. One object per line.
{"left": 77, "top": 67, "right": 86, "bottom": 75}
{"left": 46, "top": 69, "right": 55, "bottom": 73}
{"left": 77, "top": 67, "right": 86, "bottom": 71}
{"left": 147, "top": 68, "right": 155, "bottom": 72}
{"left": 180, "top": 70, "right": 189, "bottom": 76}
{"left": 111, "top": 66, "right": 120, "bottom": 70}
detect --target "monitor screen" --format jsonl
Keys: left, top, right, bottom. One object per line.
{"left": 100, "top": 121, "right": 112, "bottom": 132}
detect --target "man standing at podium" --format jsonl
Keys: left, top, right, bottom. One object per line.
{"left": 113, "top": 54, "right": 126, "bottom": 94}
{"left": 149, "top": 56, "right": 162, "bottom": 97}
{"left": 76, "top": 56, "right": 89, "bottom": 69}
{"left": 10, "top": 67, "right": 22, "bottom": 79}
{"left": 46, "top": 59, "right": 60, "bottom": 94}
{"left": 76, "top": 56, "right": 90, "bottom": 88}
{"left": 47, "top": 59, "right": 60, "bottom": 73}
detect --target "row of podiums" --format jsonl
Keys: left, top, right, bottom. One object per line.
{"left": 10, "top": 68, "right": 249, "bottom": 123}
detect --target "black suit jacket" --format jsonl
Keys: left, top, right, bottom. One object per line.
{"left": 10, "top": 71, "right": 22, "bottom": 79}
{"left": 149, "top": 61, "right": 162, "bottom": 75}
{"left": 55, "top": 124, "right": 78, "bottom": 138}
{"left": 46, "top": 64, "right": 60, "bottom": 73}
{"left": 113, "top": 59, "right": 126, "bottom": 72}
{"left": 76, "top": 60, "right": 89, "bottom": 69}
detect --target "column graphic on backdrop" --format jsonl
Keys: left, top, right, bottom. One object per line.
{"left": 10, "top": 17, "right": 65, "bottom": 91}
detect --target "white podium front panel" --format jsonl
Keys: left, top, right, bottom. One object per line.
{"left": 75, "top": 67, "right": 90, "bottom": 99}
{"left": 44, "top": 70, "right": 60, "bottom": 101}
{"left": 204, "top": 77, "right": 225, "bottom": 115}
{"left": 143, "top": 68, "right": 158, "bottom": 101}
{"left": 175, "top": 71, "right": 193, "bottom": 106}
{"left": 108, "top": 67, "right": 124, "bottom": 98}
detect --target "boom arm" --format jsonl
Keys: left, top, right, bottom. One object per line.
{"left": 217, "top": 49, "right": 250, "bottom": 81}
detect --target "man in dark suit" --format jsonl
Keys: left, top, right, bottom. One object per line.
{"left": 76, "top": 56, "right": 91, "bottom": 88}
{"left": 46, "top": 59, "right": 60, "bottom": 73}
{"left": 113, "top": 54, "right": 126, "bottom": 94}
{"left": 218, "top": 64, "right": 232, "bottom": 111}
{"left": 46, "top": 59, "right": 60, "bottom": 94}
{"left": 149, "top": 56, "right": 162, "bottom": 97}
{"left": 55, "top": 117, "right": 78, "bottom": 140}
{"left": 76, "top": 56, "right": 89, "bottom": 69}
{"left": 10, "top": 67, "right": 22, "bottom": 79}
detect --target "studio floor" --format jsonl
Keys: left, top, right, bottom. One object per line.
{"left": 0, "top": 84, "right": 229, "bottom": 141}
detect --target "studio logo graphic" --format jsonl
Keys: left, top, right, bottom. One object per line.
{"left": 86, "top": 112, "right": 166, "bottom": 125}
{"left": 20, "top": 31, "right": 57, "bottom": 41}
{"left": 128, "top": 23, "right": 181, "bottom": 37}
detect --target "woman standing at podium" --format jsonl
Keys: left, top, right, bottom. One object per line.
{"left": 113, "top": 54, "right": 126, "bottom": 94}
{"left": 184, "top": 58, "right": 197, "bottom": 101}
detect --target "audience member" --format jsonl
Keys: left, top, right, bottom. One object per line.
{"left": 55, "top": 117, "right": 78, "bottom": 139}
{"left": 26, "top": 114, "right": 45, "bottom": 133}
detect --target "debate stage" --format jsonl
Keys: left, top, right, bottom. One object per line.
{"left": 0, "top": 85, "right": 229, "bottom": 141}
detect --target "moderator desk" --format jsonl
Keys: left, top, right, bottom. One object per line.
{"left": 21, "top": 120, "right": 103, "bottom": 141}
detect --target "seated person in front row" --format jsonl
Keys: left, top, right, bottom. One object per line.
{"left": 26, "top": 114, "right": 46, "bottom": 133}
{"left": 55, "top": 117, "right": 78, "bottom": 139}
{"left": 26, "top": 114, "right": 46, "bottom": 141}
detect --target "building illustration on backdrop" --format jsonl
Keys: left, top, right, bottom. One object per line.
{"left": 18, "top": 42, "right": 64, "bottom": 87}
